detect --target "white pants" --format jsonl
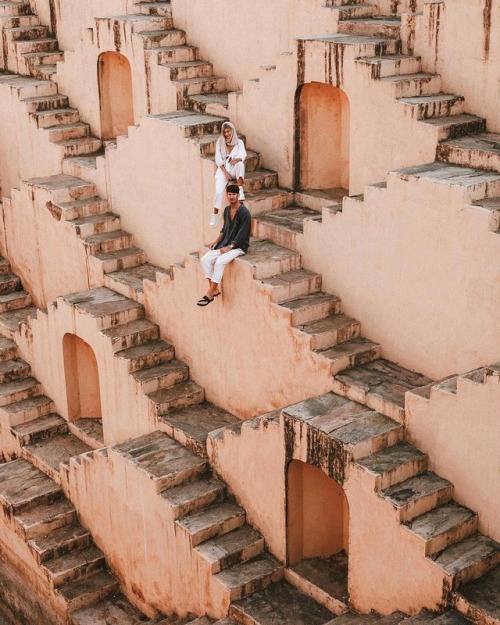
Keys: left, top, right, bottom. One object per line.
{"left": 214, "top": 161, "right": 245, "bottom": 210}
{"left": 201, "top": 248, "right": 245, "bottom": 284}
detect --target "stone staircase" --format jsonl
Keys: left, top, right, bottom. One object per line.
{"left": 280, "top": 391, "right": 500, "bottom": 620}
{"left": 0, "top": 456, "right": 124, "bottom": 618}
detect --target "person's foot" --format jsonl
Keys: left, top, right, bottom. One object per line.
{"left": 210, "top": 213, "right": 220, "bottom": 228}
{"left": 238, "top": 186, "right": 245, "bottom": 201}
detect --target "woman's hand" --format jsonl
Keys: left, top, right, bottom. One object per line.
{"left": 229, "top": 158, "right": 240, "bottom": 166}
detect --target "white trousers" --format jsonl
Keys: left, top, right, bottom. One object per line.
{"left": 214, "top": 162, "right": 245, "bottom": 210}
{"left": 201, "top": 248, "right": 245, "bottom": 284}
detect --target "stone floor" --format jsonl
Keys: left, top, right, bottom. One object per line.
{"left": 290, "top": 552, "right": 349, "bottom": 608}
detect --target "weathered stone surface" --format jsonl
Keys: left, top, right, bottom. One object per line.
{"left": 288, "top": 552, "right": 348, "bottom": 613}
{"left": 62, "top": 288, "right": 143, "bottom": 326}
{"left": 381, "top": 472, "right": 453, "bottom": 522}
{"left": 195, "top": 525, "right": 264, "bottom": 573}
{"left": 70, "top": 593, "right": 151, "bottom": 625}
{"left": 455, "top": 565, "right": 500, "bottom": 624}
{"left": 318, "top": 337, "right": 381, "bottom": 374}
{"left": 356, "top": 442, "right": 428, "bottom": 490}
{"left": 24, "top": 432, "right": 92, "bottom": 479}
{"left": 0, "top": 458, "right": 61, "bottom": 512}
{"left": 11, "top": 413, "right": 67, "bottom": 446}
{"left": 0, "top": 305, "right": 38, "bottom": 337}
{"left": 29, "top": 522, "right": 91, "bottom": 564}
{"left": 177, "top": 501, "right": 245, "bottom": 547}
{"left": 69, "top": 418, "right": 104, "bottom": 448}
{"left": 298, "top": 313, "right": 360, "bottom": 350}
{"left": 101, "top": 317, "right": 159, "bottom": 352}
{"left": 116, "top": 339, "right": 175, "bottom": 372}
{"left": 42, "top": 544, "right": 105, "bottom": 586}
{"left": 215, "top": 553, "right": 283, "bottom": 601}
{"left": 241, "top": 240, "right": 301, "bottom": 280}
{"left": 260, "top": 268, "right": 322, "bottom": 303}
{"left": 162, "top": 476, "right": 226, "bottom": 519}
{"left": 15, "top": 498, "right": 77, "bottom": 540}
{"left": 0, "top": 376, "right": 42, "bottom": 406}
{"left": 230, "top": 578, "right": 334, "bottom": 624}
{"left": 148, "top": 380, "right": 205, "bottom": 414}
{"left": 57, "top": 570, "right": 119, "bottom": 611}
{"left": 433, "top": 535, "right": 500, "bottom": 583}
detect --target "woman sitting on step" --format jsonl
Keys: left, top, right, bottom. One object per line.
{"left": 210, "top": 121, "right": 246, "bottom": 227}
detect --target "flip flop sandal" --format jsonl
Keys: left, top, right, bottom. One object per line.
{"left": 197, "top": 295, "right": 214, "bottom": 306}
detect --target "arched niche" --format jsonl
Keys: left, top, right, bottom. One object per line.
{"left": 63, "top": 333, "right": 102, "bottom": 422}
{"left": 287, "top": 459, "right": 349, "bottom": 566}
{"left": 296, "top": 82, "right": 350, "bottom": 192}
{"left": 98, "top": 51, "right": 134, "bottom": 139}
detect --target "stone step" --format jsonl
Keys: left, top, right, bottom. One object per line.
{"left": 331, "top": 359, "right": 433, "bottom": 422}
{"left": 175, "top": 75, "right": 226, "bottom": 97}
{"left": 11, "top": 412, "right": 68, "bottom": 445}
{"left": 242, "top": 239, "right": 301, "bottom": 280}
{"left": 61, "top": 288, "right": 144, "bottom": 331}
{"left": 0, "top": 458, "right": 62, "bottom": 514}
{"left": 111, "top": 13, "right": 173, "bottom": 32}
{"left": 14, "top": 498, "right": 77, "bottom": 540}
{"left": 470, "top": 196, "right": 500, "bottom": 231}
{"left": 159, "top": 110, "right": 225, "bottom": 138}
{"left": 437, "top": 133, "right": 500, "bottom": 174}
{"left": 244, "top": 169, "right": 279, "bottom": 192}
{"left": 30, "top": 63, "right": 57, "bottom": 80}
{"left": 296, "top": 313, "right": 361, "bottom": 350}
{"left": 101, "top": 317, "right": 160, "bottom": 353}
{"left": 242, "top": 186, "right": 294, "bottom": 216}
{"left": 6, "top": 23, "right": 48, "bottom": 41}
{"left": 70, "top": 593, "right": 152, "bottom": 625}
{"left": 282, "top": 392, "right": 402, "bottom": 458}
{"left": 158, "top": 401, "right": 240, "bottom": 457}
{"left": 337, "top": 15, "right": 401, "bottom": 38}
{"left": 419, "top": 114, "right": 486, "bottom": 142}
{"left": 68, "top": 212, "right": 121, "bottom": 238}
{"left": 0, "top": 3, "right": 33, "bottom": 17}
{"left": 355, "top": 442, "right": 428, "bottom": 490}
{"left": 0, "top": 358, "right": 30, "bottom": 383}
{"left": 195, "top": 525, "right": 265, "bottom": 574}
{"left": 22, "top": 92, "right": 69, "bottom": 112}
{"left": 148, "top": 43, "right": 198, "bottom": 65}
{"left": 115, "top": 338, "right": 175, "bottom": 372}
{"left": 22, "top": 432, "right": 93, "bottom": 482}
{"left": 0, "top": 290, "right": 32, "bottom": 313}
{"left": 405, "top": 502, "right": 478, "bottom": 556}
{"left": 380, "top": 73, "right": 442, "bottom": 98}
{"left": 51, "top": 196, "right": 109, "bottom": 221}
{"left": 335, "top": 3, "right": 376, "bottom": 20}
{"left": 83, "top": 230, "right": 134, "bottom": 254}
{"left": 103, "top": 263, "right": 168, "bottom": 303}
{"left": 0, "top": 271, "right": 21, "bottom": 293}
{"left": 0, "top": 376, "right": 43, "bottom": 407}
{"left": 436, "top": 535, "right": 500, "bottom": 591}
{"left": 137, "top": 1, "right": 172, "bottom": 17}
{"left": 316, "top": 337, "right": 382, "bottom": 375}
{"left": 147, "top": 379, "right": 205, "bottom": 415}
{"left": 1, "top": 393, "right": 55, "bottom": 426}
{"left": 453, "top": 565, "right": 500, "bottom": 625}
{"left": 356, "top": 54, "right": 422, "bottom": 78}
{"left": 398, "top": 93, "right": 465, "bottom": 120}
{"left": 42, "top": 544, "right": 106, "bottom": 587}
{"left": 138, "top": 28, "right": 186, "bottom": 49}
{"left": 0, "top": 337, "right": 18, "bottom": 361}
{"left": 279, "top": 291, "right": 341, "bottom": 326}
{"left": 57, "top": 570, "right": 120, "bottom": 613}
{"left": 23, "top": 174, "right": 97, "bottom": 203}
{"left": 132, "top": 359, "right": 189, "bottom": 394}
{"left": 21, "top": 50, "right": 64, "bottom": 68}
{"left": 62, "top": 155, "right": 100, "bottom": 179}
{"left": 53, "top": 136, "right": 102, "bottom": 158}
{"left": 0, "top": 15, "right": 37, "bottom": 30}
{"left": 260, "top": 268, "right": 322, "bottom": 303}
{"left": 15, "top": 38, "right": 58, "bottom": 55}
{"left": 0, "top": 73, "right": 57, "bottom": 99}
{"left": 252, "top": 207, "right": 322, "bottom": 249}
{"left": 162, "top": 60, "right": 214, "bottom": 81}
{"left": 187, "top": 92, "right": 229, "bottom": 116}
{"left": 380, "top": 471, "right": 454, "bottom": 522}
{"left": 176, "top": 501, "right": 246, "bottom": 547}
{"left": 94, "top": 247, "right": 148, "bottom": 273}
{"left": 161, "top": 476, "right": 226, "bottom": 520}
{"left": 0, "top": 258, "right": 10, "bottom": 274}
{"left": 28, "top": 522, "right": 91, "bottom": 564}
{"left": 214, "top": 553, "right": 284, "bottom": 602}
{"left": 230, "top": 578, "right": 335, "bottom": 624}
{"left": 113, "top": 430, "right": 207, "bottom": 493}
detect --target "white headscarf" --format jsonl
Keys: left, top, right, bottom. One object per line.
{"left": 217, "top": 121, "right": 239, "bottom": 159}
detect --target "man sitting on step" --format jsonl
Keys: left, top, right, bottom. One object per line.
{"left": 197, "top": 184, "right": 251, "bottom": 306}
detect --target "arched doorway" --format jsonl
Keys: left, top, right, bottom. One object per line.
{"left": 63, "top": 334, "right": 102, "bottom": 422}
{"left": 295, "top": 82, "right": 350, "bottom": 192}
{"left": 98, "top": 51, "right": 134, "bottom": 139}
{"left": 287, "top": 460, "right": 349, "bottom": 564}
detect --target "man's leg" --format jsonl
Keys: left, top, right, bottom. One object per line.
{"left": 201, "top": 249, "right": 219, "bottom": 281}
{"left": 211, "top": 248, "right": 244, "bottom": 284}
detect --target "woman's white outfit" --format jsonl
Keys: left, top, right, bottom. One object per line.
{"left": 213, "top": 122, "right": 247, "bottom": 211}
